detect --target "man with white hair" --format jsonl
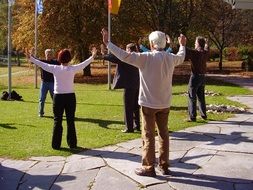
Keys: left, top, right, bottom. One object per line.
{"left": 102, "top": 29, "right": 186, "bottom": 177}
{"left": 38, "top": 49, "right": 59, "bottom": 117}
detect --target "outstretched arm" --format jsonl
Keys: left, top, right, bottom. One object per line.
{"left": 101, "top": 28, "right": 146, "bottom": 69}
{"left": 28, "top": 49, "right": 56, "bottom": 74}
{"left": 71, "top": 47, "right": 97, "bottom": 72}
{"left": 172, "top": 34, "right": 186, "bottom": 66}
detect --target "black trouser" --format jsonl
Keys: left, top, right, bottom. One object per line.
{"left": 123, "top": 88, "right": 140, "bottom": 131}
{"left": 52, "top": 93, "right": 77, "bottom": 149}
{"left": 188, "top": 74, "right": 207, "bottom": 120}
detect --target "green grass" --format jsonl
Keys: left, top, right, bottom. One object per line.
{"left": 0, "top": 74, "right": 252, "bottom": 159}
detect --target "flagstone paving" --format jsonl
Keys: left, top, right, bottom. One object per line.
{"left": 1, "top": 75, "right": 253, "bottom": 190}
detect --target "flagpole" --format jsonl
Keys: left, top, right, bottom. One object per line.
{"left": 7, "top": 1, "right": 13, "bottom": 99}
{"left": 107, "top": 3, "right": 112, "bottom": 90}
{"left": 34, "top": 0, "right": 38, "bottom": 88}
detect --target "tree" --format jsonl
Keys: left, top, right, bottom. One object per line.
{"left": 39, "top": 0, "right": 107, "bottom": 76}
{"left": 198, "top": 0, "right": 235, "bottom": 70}
{"left": 0, "top": 0, "right": 7, "bottom": 54}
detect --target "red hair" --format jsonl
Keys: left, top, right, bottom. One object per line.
{"left": 57, "top": 49, "right": 71, "bottom": 64}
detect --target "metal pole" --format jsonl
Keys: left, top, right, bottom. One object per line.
{"left": 107, "top": 5, "right": 111, "bottom": 90}
{"left": 34, "top": 0, "right": 38, "bottom": 88}
{"left": 7, "top": 1, "right": 12, "bottom": 99}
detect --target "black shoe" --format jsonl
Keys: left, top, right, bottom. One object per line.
{"left": 121, "top": 129, "right": 134, "bottom": 133}
{"left": 135, "top": 168, "right": 156, "bottom": 177}
{"left": 158, "top": 166, "right": 171, "bottom": 175}
{"left": 52, "top": 146, "right": 60, "bottom": 150}
{"left": 201, "top": 116, "right": 207, "bottom": 120}
{"left": 133, "top": 126, "right": 141, "bottom": 131}
{"left": 185, "top": 118, "right": 196, "bottom": 122}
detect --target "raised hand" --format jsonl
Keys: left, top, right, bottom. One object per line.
{"left": 101, "top": 28, "right": 109, "bottom": 45}
{"left": 91, "top": 46, "right": 97, "bottom": 58}
{"left": 178, "top": 34, "right": 187, "bottom": 46}
{"left": 166, "top": 35, "right": 171, "bottom": 44}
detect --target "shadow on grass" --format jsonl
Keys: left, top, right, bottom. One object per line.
{"left": 75, "top": 117, "right": 124, "bottom": 128}
{"left": 0, "top": 123, "right": 17, "bottom": 129}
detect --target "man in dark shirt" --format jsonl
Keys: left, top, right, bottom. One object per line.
{"left": 102, "top": 43, "right": 140, "bottom": 133}
{"left": 185, "top": 36, "right": 209, "bottom": 121}
{"left": 38, "top": 49, "right": 59, "bottom": 117}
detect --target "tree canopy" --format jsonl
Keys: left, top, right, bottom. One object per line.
{"left": 0, "top": 0, "right": 252, "bottom": 71}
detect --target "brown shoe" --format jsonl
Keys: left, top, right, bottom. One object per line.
{"left": 135, "top": 168, "right": 156, "bottom": 177}
{"left": 158, "top": 166, "right": 171, "bottom": 175}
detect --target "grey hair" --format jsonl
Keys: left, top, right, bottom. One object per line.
{"left": 149, "top": 31, "right": 166, "bottom": 50}
{"left": 45, "top": 49, "right": 53, "bottom": 55}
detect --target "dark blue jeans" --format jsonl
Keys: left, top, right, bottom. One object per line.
{"left": 38, "top": 81, "right": 54, "bottom": 116}
{"left": 52, "top": 93, "right": 77, "bottom": 149}
{"left": 188, "top": 74, "right": 207, "bottom": 120}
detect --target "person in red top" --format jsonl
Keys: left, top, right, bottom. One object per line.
{"left": 185, "top": 36, "right": 209, "bottom": 122}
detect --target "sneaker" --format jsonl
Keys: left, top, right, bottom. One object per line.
{"left": 135, "top": 167, "right": 156, "bottom": 177}
{"left": 38, "top": 114, "right": 44, "bottom": 117}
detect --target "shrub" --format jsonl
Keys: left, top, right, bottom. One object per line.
{"left": 224, "top": 47, "right": 241, "bottom": 61}
{"left": 209, "top": 48, "right": 220, "bottom": 61}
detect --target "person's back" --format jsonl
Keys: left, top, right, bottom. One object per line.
{"left": 185, "top": 36, "right": 209, "bottom": 122}
{"left": 137, "top": 50, "right": 179, "bottom": 108}
{"left": 186, "top": 47, "right": 209, "bottom": 74}
{"left": 102, "top": 29, "right": 186, "bottom": 177}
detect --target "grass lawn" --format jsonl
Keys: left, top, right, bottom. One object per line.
{"left": 0, "top": 62, "right": 252, "bottom": 159}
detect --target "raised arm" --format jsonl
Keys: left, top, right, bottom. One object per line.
{"left": 204, "top": 38, "right": 209, "bottom": 52}
{"left": 172, "top": 34, "right": 186, "bottom": 66}
{"left": 71, "top": 47, "right": 96, "bottom": 72}
{"left": 101, "top": 28, "right": 146, "bottom": 69}
{"left": 30, "top": 56, "right": 56, "bottom": 74}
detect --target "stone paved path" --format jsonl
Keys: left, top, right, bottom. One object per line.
{"left": 1, "top": 75, "right": 253, "bottom": 190}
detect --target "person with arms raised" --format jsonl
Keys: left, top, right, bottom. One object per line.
{"left": 102, "top": 28, "right": 186, "bottom": 177}
{"left": 28, "top": 47, "right": 97, "bottom": 150}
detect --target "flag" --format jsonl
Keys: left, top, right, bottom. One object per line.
{"left": 36, "top": 0, "right": 43, "bottom": 14}
{"left": 108, "top": 0, "right": 122, "bottom": 15}
{"left": 8, "top": 0, "right": 15, "bottom": 6}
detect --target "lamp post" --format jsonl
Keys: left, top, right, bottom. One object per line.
{"left": 7, "top": 0, "right": 14, "bottom": 99}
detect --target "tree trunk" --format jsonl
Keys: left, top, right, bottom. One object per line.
{"left": 219, "top": 49, "right": 223, "bottom": 71}
{"left": 82, "top": 48, "right": 91, "bottom": 76}
{"left": 83, "top": 64, "right": 91, "bottom": 76}
{"left": 17, "top": 50, "right": 21, "bottom": 66}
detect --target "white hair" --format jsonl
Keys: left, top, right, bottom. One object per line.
{"left": 45, "top": 49, "right": 52, "bottom": 55}
{"left": 149, "top": 31, "right": 166, "bottom": 50}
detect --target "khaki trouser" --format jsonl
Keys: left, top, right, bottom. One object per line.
{"left": 141, "top": 106, "right": 170, "bottom": 171}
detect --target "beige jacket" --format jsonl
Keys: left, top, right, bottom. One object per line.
{"left": 108, "top": 42, "right": 185, "bottom": 109}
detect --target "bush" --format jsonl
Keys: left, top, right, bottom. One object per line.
{"left": 209, "top": 48, "right": 220, "bottom": 61}
{"left": 239, "top": 46, "right": 253, "bottom": 71}
{"left": 238, "top": 46, "right": 253, "bottom": 60}
{"left": 224, "top": 47, "right": 241, "bottom": 61}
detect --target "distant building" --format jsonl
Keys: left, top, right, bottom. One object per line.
{"left": 224, "top": 0, "right": 253, "bottom": 9}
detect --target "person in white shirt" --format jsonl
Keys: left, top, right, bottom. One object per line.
{"left": 29, "top": 48, "right": 97, "bottom": 150}
{"left": 102, "top": 28, "right": 186, "bottom": 177}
